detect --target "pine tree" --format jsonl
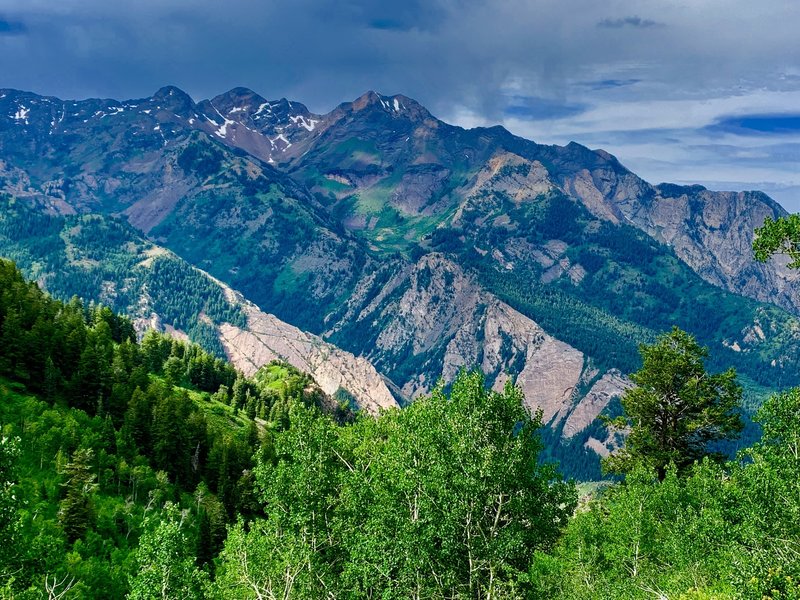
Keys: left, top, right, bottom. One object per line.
{"left": 245, "top": 390, "right": 257, "bottom": 420}
{"left": 58, "top": 448, "right": 98, "bottom": 542}
{"left": 604, "top": 327, "right": 743, "bottom": 480}
{"left": 43, "top": 356, "right": 61, "bottom": 402}
{"left": 232, "top": 376, "right": 247, "bottom": 410}
{"left": 164, "top": 355, "right": 185, "bottom": 388}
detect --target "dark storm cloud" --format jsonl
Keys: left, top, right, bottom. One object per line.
{"left": 0, "top": 0, "right": 799, "bottom": 208}
{"left": 368, "top": 19, "right": 409, "bottom": 31}
{"left": 0, "top": 0, "right": 789, "bottom": 117}
{"left": 597, "top": 16, "right": 662, "bottom": 29}
{"left": 709, "top": 114, "right": 800, "bottom": 135}
{"left": 504, "top": 96, "right": 588, "bottom": 120}
{"left": 0, "top": 17, "right": 25, "bottom": 34}
{"left": 580, "top": 79, "right": 641, "bottom": 90}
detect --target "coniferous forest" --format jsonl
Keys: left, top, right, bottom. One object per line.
{"left": 0, "top": 256, "right": 799, "bottom": 599}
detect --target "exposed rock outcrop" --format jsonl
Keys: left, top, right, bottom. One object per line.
{"left": 215, "top": 283, "right": 399, "bottom": 415}
{"left": 330, "top": 253, "right": 626, "bottom": 429}
{"left": 548, "top": 151, "right": 800, "bottom": 316}
{"left": 562, "top": 370, "right": 631, "bottom": 439}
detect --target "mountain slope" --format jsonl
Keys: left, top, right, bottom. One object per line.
{"left": 0, "top": 87, "right": 371, "bottom": 333}
{"left": 1, "top": 85, "right": 798, "bottom": 474}
{"left": 0, "top": 194, "right": 397, "bottom": 413}
{"left": 205, "top": 86, "right": 800, "bottom": 323}
{"left": 509, "top": 140, "right": 800, "bottom": 315}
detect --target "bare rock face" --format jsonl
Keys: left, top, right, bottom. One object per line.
{"left": 548, "top": 152, "right": 800, "bottom": 316}
{"left": 517, "top": 336, "right": 585, "bottom": 424}
{"left": 562, "top": 370, "right": 631, "bottom": 439}
{"left": 333, "top": 252, "right": 622, "bottom": 432}
{"left": 466, "top": 152, "right": 553, "bottom": 203}
{"left": 215, "top": 284, "right": 399, "bottom": 415}
{"left": 636, "top": 188, "right": 800, "bottom": 315}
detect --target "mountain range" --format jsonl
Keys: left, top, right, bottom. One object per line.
{"left": 1, "top": 84, "right": 798, "bottom": 477}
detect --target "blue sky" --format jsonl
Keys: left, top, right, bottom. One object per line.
{"left": 1, "top": 0, "right": 799, "bottom": 210}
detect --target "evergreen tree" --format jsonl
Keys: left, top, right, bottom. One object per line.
{"left": 164, "top": 355, "right": 185, "bottom": 388}
{"left": 604, "top": 326, "right": 743, "bottom": 480}
{"left": 43, "top": 355, "right": 61, "bottom": 402}
{"left": 211, "top": 384, "right": 229, "bottom": 405}
{"left": 231, "top": 376, "right": 247, "bottom": 410}
{"left": 58, "top": 448, "right": 98, "bottom": 542}
{"left": 0, "top": 308, "right": 27, "bottom": 380}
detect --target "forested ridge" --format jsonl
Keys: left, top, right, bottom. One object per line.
{"left": 437, "top": 190, "right": 800, "bottom": 388}
{"left": 0, "top": 194, "right": 247, "bottom": 357}
{"left": 1, "top": 258, "right": 800, "bottom": 599}
{"left": 0, "top": 259, "right": 332, "bottom": 597}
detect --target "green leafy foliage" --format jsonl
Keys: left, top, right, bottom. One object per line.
{"left": 754, "top": 214, "right": 800, "bottom": 268}
{"left": 0, "top": 434, "right": 19, "bottom": 580}
{"left": 0, "top": 260, "right": 316, "bottom": 597}
{"left": 212, "top": 371, "right": 576, "bottom": 598}
{"left": 604, "top": 327, "right": 743, "bottom": 480}
{"left": 540, "top": 389, "right": 800, "bottom": 599}
{"left": 0, "top": 257, "right": 798, "bottom": 599}
{"left": 128, "top": 506, "right": 207, "bottom": 600}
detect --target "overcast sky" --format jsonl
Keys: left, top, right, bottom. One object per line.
{"left": 1, "top": 0, "right": 799, "bottom": 210}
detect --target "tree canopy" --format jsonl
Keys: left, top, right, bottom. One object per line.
{"left": 754, "top": 214, "right": 800, "bottom": 268}
{"left": 213, "top": 371, "right": 577, "bottom": 599}
{"left": 604, "top": 326, "right": 743, "bottom": 480}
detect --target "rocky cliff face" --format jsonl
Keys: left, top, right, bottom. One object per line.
{"left": 525, "top": 142, "right": 800, "bottom": 316}
{"left": 0, "top": 192, "right": 397, "bottom": 414}
{"left": 630, "top": 188, "right": 800, "bottom": 313}
{"left": 215, "top": 283, "right": 399, "bottom": 415}
{"left": 327, "top": 253, "right": 628, "bottom": 433}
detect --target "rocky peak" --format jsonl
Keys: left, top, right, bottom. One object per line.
{"left": 204, "top": 88, "right": 314, "bottom": 126}
{"left": 206, "top": 90, "right": 310, "bottom": 127}
{"left": 0, "top": 90, "right": 60, "bottom": 128}
{"left": 342, "top": 90, "right": 433, "bottom": 122}
{"left": 151, "top": 85, "right": 196, "bottom": 113}
{"left": 208, "top": 87, "right": 267, "bottom": 113}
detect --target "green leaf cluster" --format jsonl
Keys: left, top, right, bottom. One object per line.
{"left": 212, "top": 371, "right": 576, "bottom": 599}
{"left": 754, "top": 214, "right": 800, "bottom": 268}
{"left": 539, "top": 388, "right": 800, "bottom": 599}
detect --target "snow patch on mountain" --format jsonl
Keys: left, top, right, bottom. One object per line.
{"left": 290, "top": 114, "right": 319, "bottom": 131}
{"left": 13, "top": 106, "right": 29, "bottom": 123}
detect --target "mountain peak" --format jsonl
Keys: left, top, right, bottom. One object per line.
{"left": 153, "top": 85, "right": 189, "bottom": 98}
{"left": 206, "top": 89, "right": 312, "bottom": 121}
{"left": 207, "top": 88, "right": 267, "bottom": 116}
{"left": 213, "top": 87, "right": 267, "bottom": 105}
{"left": 151, "top": 85, "right": 195, "bottom": 112}
{"left": 348, "top": 90, "right": 432, "bottom": 120}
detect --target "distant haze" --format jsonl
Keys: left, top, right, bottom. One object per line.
{"left": 1, "top": 0, "right": 798, "bottom": 210}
